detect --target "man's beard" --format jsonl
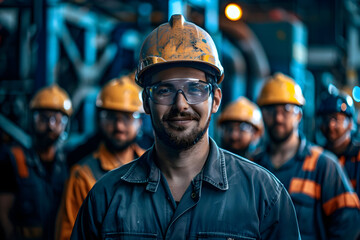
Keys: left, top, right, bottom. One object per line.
{"left": 34, "top": 131, "right": 60, "bottom": 149}
{"left": 268, "top": 125, "right": 293, "bottom": 144}
{"left": 152, "top": 108, "right": 211, "bottom": 150}
{"left": 102, "top": 133, "right": 137, "bottom": 152}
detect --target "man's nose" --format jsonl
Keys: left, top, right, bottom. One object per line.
{"left": 229, "top": 129, "right": 241, "bottom": 140}
{"left": 47, "top": 116, "right": 57, "bottom": 130}
{"left": 114, "top": 117, "right": 127, "bottom": 130}
{"left": 327, "top": 118, "right": 337, "bottom": 130}
{"left": 274, "top": 110, "right": 285, "bottom": 122}
{"left": 173, "top": 90, "right": 190, "bottom": 110}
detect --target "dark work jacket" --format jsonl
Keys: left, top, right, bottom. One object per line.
{"left": 71, "top": 138, "right": 300, "bottom": 240}
{"left": 6, "top": 145, "right": 68, "bottom": 240}
{"left": 334, "top": 138, "right": 360, "bottom": 198}
{"left": 253, "top": 136, "right": 360, "bottom": 240}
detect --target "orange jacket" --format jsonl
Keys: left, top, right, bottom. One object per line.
{"left": 55, "top": 143, "right": 145, "bottom": 240}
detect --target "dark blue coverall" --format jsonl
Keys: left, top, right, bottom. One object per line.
{"left": 71, "top": 138, "right": 300, "bottom": 240}
{"left": 253, "top": 136, "right": 360, "bottom": 240}
{"left": 0, "top": 145, "right": 68, "bottom": 240}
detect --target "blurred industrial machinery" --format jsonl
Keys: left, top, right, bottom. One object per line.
{"left": 0, "top": 0, "right": 360, "bottom": 149}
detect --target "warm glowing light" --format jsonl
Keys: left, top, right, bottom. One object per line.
{"left": 225, "top": 3, "right": 243, "bottom": 21}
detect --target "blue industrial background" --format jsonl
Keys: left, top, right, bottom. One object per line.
{"left": 0, "top": 0, "right": 359, "bottom": 150}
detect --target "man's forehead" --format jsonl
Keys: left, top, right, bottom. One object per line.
{"left": 150, "top": 66, "right": 206, "bottom": 84}
{"left": 261, "top": 103, "right": 296, "bottom": 108}
{"left": 326, "top": 112, "right": 348, "bottom": 118}
{"left": 222, "top": 120, "right": 250, "bottom": 126}
{"left": 100, "top": 109, "right": 134, "bottom": 115}
{"left": 35, "top": 109, "right": 63, "bottom": 115}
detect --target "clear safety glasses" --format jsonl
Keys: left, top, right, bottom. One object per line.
{"left": 33, "top": 111, "right": 68, "bottom": 127}
{"left": 221, "top": 122, "right": 255, "bottom": 134}
{"left": 146, "top": 78, "right": 213, "bottom": 105}
{"left": 99, "top": 110, "right": 140, "bottom": 125}
{"left": 261, "top": 104, "right": 301, "bottom": 117}
{"left": 320, "top": 114, "right": 350, "bottom": 127}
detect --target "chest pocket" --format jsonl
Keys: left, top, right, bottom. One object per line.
{"left": 291, "top": 193, "right": 317, "bottom": 238}
{"left": 197, "top": 232, "right": 256, "bottom": 240}
{"left": 103, "top": 232, "right": 157, "bottom": 240}
{"left": 15, "top": 180, "right": 42, "bottom": 216}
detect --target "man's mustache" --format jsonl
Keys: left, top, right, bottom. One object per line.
{"left": 163, "top": 110, "right": 200, "bottom": 121}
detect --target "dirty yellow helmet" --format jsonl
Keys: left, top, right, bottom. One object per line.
{"left": 135, "top": 14, "right": 224, "bottom": 87}
{"left": 257, "top": 73, "right": 305, "bottom": 107}
{"left": 30, "top": 85, "right": 73, "bottom": 116}
{"left": 218, "top": 97, "right": 263, "bottom": 132}
{"left": 96, "top": 74, "right": 143, "bottom": 113}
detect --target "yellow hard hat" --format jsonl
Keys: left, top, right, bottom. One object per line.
{"left": 218, "top": 97, "right": 263, "bottom": 132}
{"left": 96, "top": 74, "right": 143, "bottom": 113}
{"left": 135, "top": 14, "right": 224, "bottom": 87}
{"left": 30, "top": 85, "right": 73, "bottom": 116}
{"left": 257, "top": 73, "right": 305, "bottom": 107}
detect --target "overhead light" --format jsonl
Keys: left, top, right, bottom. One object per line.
{"left": 225, "top": 3, "right": 243, "bottom": 21}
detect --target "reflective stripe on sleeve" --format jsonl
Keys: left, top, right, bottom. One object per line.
{"left": 289, "top": 178, "right": 321, "bottom": 199}
{"left": 323, "top": 192, "right": 360, "bottom": 216}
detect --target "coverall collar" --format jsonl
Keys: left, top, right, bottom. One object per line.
{"left": 121, "top": 137, "right": 229, "bottom": 192}
{"left": 295, "top": 134, "right": 310, "bottom": 160}
{"left": 94, "top": 142, "right": 144, "bottom": 171}
{"left": 264, "top": 133, "right": 310, "bottom": 162}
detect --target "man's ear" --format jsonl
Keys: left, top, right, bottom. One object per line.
{"left": 296, "top": 110, "right": 303, "bottom": 123}
{"left": 253, "top": 129, "right": 263, "bottom": 141}
{"left": 293, "top": 109, "right": 303, "bottom": 129}
{"left": 211, "top": 88, "right": 222, "bottom": 114}
{"left": 142, "top": 91, "right": 151, "bottom": 114}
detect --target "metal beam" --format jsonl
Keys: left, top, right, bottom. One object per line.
{"left": 0, "top": 114, "right": 32, "bottom": 149}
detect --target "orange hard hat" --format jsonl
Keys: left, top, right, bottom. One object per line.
{"left": 257, "top": 73, "right": 305, "bottom": 107}
{"left": 135, "top": 14, "right": 224, "bottom": 87}
{"left": 96, "top": 73, "right": 143, "bottom": 113}
{"left": 30, "top": 85, "right": 73, "bottom": 116}
{"left": 218, "top": 97, "right": 263, "bottom": 132}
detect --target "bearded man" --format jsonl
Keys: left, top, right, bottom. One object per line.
{"left": 71, "top": 15, "right": 300, "bottom": 240}
{"left": 253, "top": 73, "right": 360, "bottom": 240}
{"left": 55, "top": 75, "right": 145, "bottom": 240}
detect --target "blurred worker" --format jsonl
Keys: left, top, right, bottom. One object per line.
{"left": 71, "top": 14, "right": 300, "bottom": 240}
{"left": 218, "top": 96, "right": 264, "bottom": 158}
{"left": 55, "top": 74, "right": 145, "bottom": 240}
{"left": 0, "top": 85, "right": 72, "bottom": 240}
{"left": 253, "top": 73, "right": 360, "bottom": 240}
{"left": 317, "top": 90, "right": 360, "bottom": 197}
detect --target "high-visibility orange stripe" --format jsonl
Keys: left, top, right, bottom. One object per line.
{"left": 338, "top": 156, "right": 346, "bottom": 166}
{"left": 302, "top": 146, "right": 323, "bottom": 171}
{"left": 11, "top": 147, "right": 29, "bottom": 178}
{"left": 350, "top": 179, "right": 357, "bottom": 189}
{"left": 289, "top": 178, "right": 321, "bottom": 199}
{"left": 323, "top": 192, "right": 360, "bottom": 216}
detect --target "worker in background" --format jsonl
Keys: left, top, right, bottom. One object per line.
{"left": 71, "top": 14, "right": 300, "bottom": 240}
{"left": 253, "top": 72, "right": 360, "bottom": 240}
{"left": 217, "top": 96, "right": 264, "bottom": 159}
{"left": 55, "top": 74, "right": 145, "bottom": 240}
{"left": 317, "top": 90, "right": 360, "bottom": 197}
{"left": 0, "top": 85, "right": 72, "bottom": 240}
